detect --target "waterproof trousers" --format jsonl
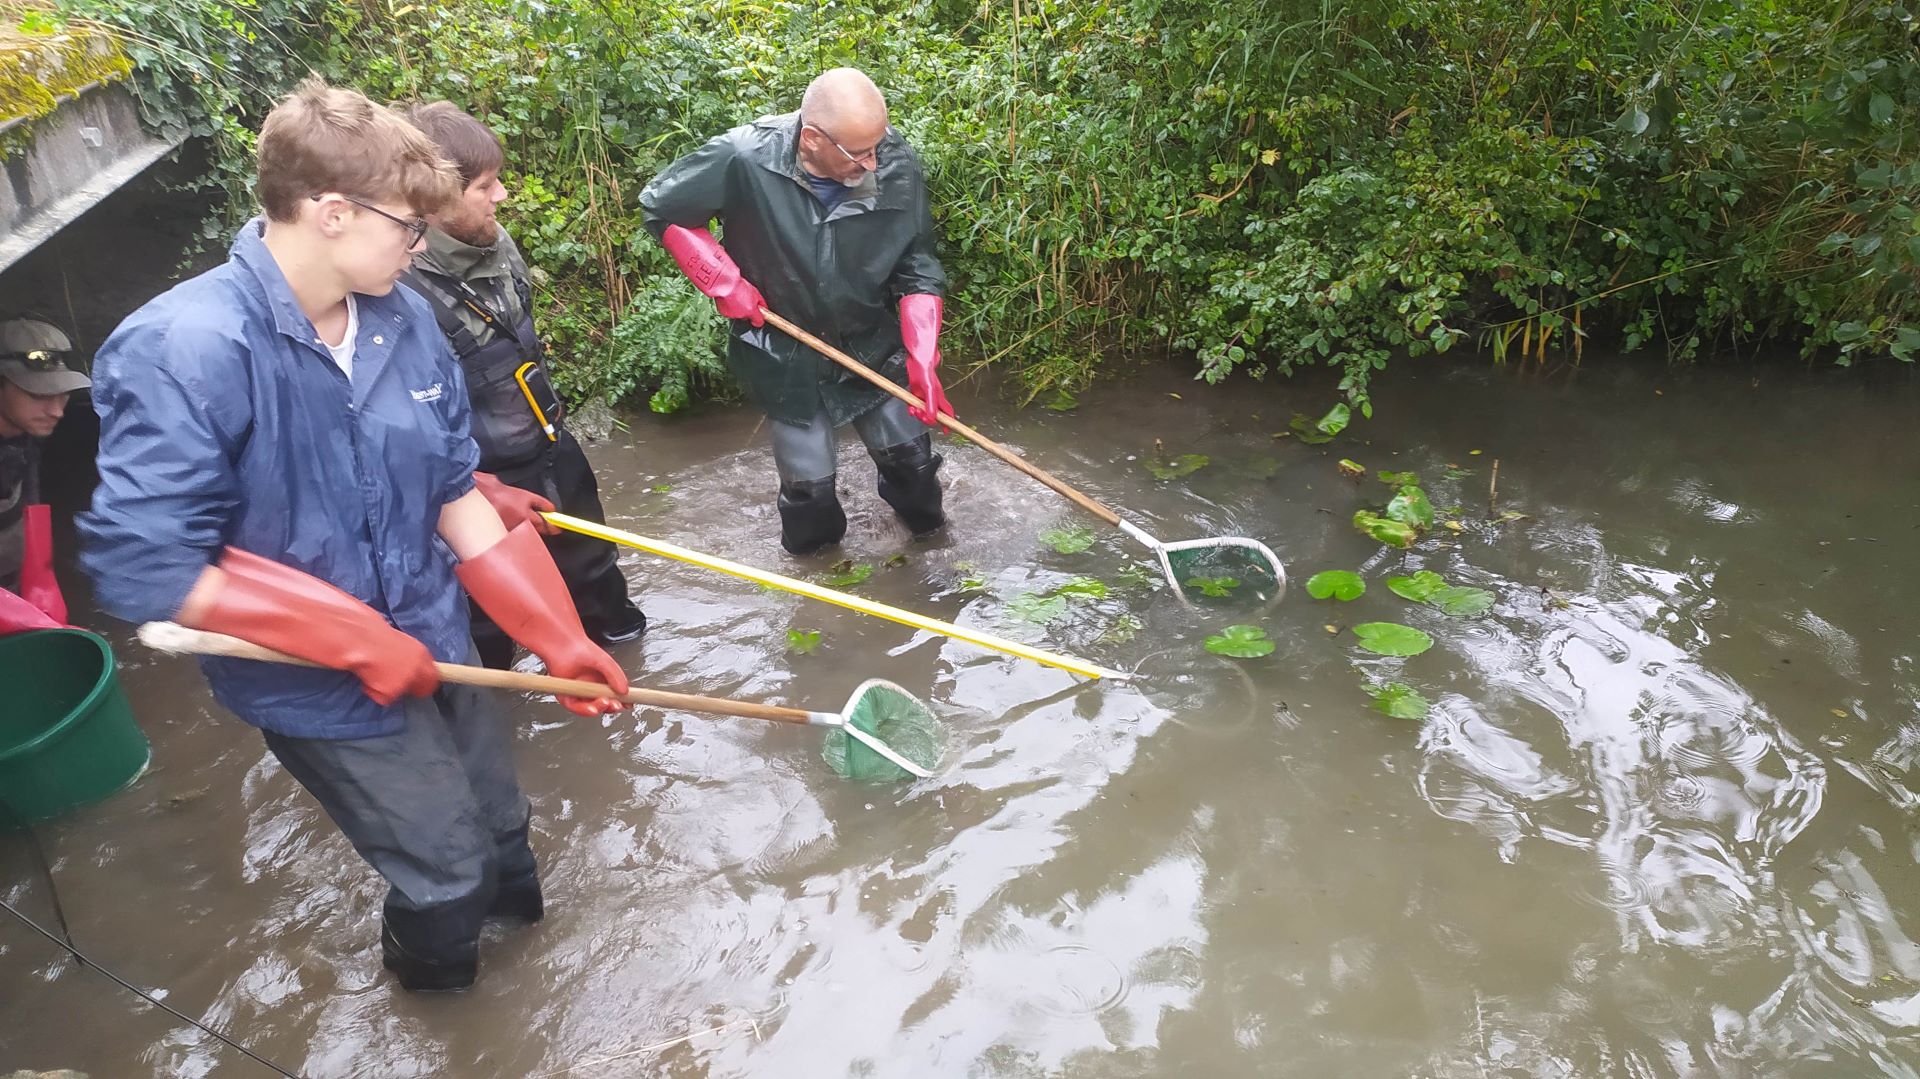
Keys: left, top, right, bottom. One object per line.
{"left": 769, "top": 397, "right": 945, "bottom": 555}
{"left": 470, "top": 429, "right": 644, "bottom": 669}
{"left": 261, "top": 654, "right": 538, "bottom": 992}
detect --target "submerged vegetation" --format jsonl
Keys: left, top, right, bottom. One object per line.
{"left": 17, "top": 0, "right": 1919, "bottom": 412}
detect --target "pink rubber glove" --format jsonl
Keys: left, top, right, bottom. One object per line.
{"left": 661, "top": 225, "right": 765, "bottom": 325}
{"left": 899, "top": 294, "right": 953, "bottom": 426}
{"left": 473, "top": 472, "right": 558, "bottom": 535}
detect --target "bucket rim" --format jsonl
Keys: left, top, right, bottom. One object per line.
{"left": 0, "top": 627, "right": 121, "bottom": 765}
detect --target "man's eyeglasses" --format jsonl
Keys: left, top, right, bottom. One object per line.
{"left": 312, "top": 193, "right": 430, "bottom": 246}
{"left": 805, "top": 123, "right": 879, "bottom": 169}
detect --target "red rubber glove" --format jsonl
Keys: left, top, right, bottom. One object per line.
{"left": 0, "top": 586, "right": 60, "bottom": 635}
{"left": 18, "top": 504, "right": 68, "bottom": 625}
{"left": 473, "top": 472, "right": 558, "bottom": 535}
{"left": 456, "top": 523, "right": 629, "bottom": 717}
{"left": 187, "top": 548, "right": 440, "bottom": 706}
{"left": 661, "top": 225, "right": 766, "bottom": 325}
{"left": 899, "top": 294, "right": 953, "bottom": 426}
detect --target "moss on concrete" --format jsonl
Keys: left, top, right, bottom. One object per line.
{"left": 0, "top": 11, "right": 133, "bottom": 128}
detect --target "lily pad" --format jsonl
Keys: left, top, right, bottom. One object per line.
{"left": 1145, "top": 453, "right": 1211, "bottom": 480}
{"left": 1431, "top": 585, "right": 1494, "bottom": 617}
{"left": 1387, "top": 571, "right": 1447, "bottom": 602}
{"left": 1386, "top": 485, "right": 1434, "bottom": 528}
{"left": 1352, "top": 622, "right": 1433, "bottom": 656}
{"left": 1354, "top": 510, "right": 1417, "bottom": 548}
{"left": 1205, "top": 624, "right": 1275, "bottom": 658}
{"left": 822, "top": 561, "right": 873, "bottom": 588}
{"left": 1185, "top": 575, "right": 1242, "bottom": 597}
{"left": 1040, "top": 525, "right": 1095, "bottom": 554}
{"left": 1055, "top": 576, "right": 1110, "bottom": 598}
{"left": 1305, "top": 570, "right": 1366, "bottom": 601}
{"left": 786, "top": 629, "right": 822, "bottom": 654}
{"left": 1368, "top": 682, "right": 1430, "bottom": 720}
{"left": 1007, "top": 592, "right": 1070, "bottom": 624}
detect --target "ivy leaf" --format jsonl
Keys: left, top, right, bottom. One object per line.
{"left": 1869, "top": 92, "right": 1895, "bottom": 126}
{"left": 1386, "top": 485, "right": 1434, "bottom": 528}
{"left": 1431, "top": 585, "right": 1494, "bottom": 617}
{"left": 1007, "top": 592, "right": 1069, "bottom": 623}
{"left": 1368, "top": 682, "right": 1429, "bottom": 719}
{"left": 1205, "top": 624, "right": 1275, "bottom": 658}
{"left": 1352, "top": 622, "right": 1433, "bottom": 656}
{"left": 1354, "top": 510, "right": 1418, "bottom": 548}
{"left": 1040, "top": 525, "right": 1095, "bottom": 554}
{"left": 1145, "top": 453, "right": 1211, "bottom": 480}
{"left": 1305, "top": 570, "right": 1366, "bottom": 601}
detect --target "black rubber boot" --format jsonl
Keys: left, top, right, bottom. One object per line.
{"left": 778, "top": 478, "right": 848, "bottom": 555}
{"left": 586, "top": 604, "right": 647, "bottom": 646}
{"left": 873, "top": 435, "right": 946, "bottom": 536}
{"left": 381, "top": 896, "right": 487, "bottom": 992}
{"left": 489, "top": 869, "right": 544, "bottom": 923}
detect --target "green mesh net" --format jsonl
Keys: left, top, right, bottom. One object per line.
{"left": 821, "top": 680, "right": 943, "bottom": 782}
{"left": 1165, "top": 540, "right": 1285, "bottom": 605}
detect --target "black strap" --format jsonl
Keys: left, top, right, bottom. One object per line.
{"left": 412, "top": 267, "right": 530, "bottom": 354}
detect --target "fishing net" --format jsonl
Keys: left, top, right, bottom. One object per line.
{"left": 1161, "top": 537, "right": 1287, "bottom": 606}
{"left": 822, "top": 679, "right": 943, "bottom": 782}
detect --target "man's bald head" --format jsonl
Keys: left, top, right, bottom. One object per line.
{"left": 796, "top": 68, "right": 890, "bottom": 186}
{"left": 800, "top": 68, "right": 888, "bottom": 132}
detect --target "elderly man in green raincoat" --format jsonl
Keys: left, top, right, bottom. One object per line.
{"left": 640, "top": 67, "right": 952, "bottom": 555}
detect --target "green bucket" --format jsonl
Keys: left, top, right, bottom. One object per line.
{"left": 0, "top": 628, "right": 149, "bottom": 826}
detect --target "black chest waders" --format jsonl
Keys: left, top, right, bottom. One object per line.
{"left": 412, "top": 270, "right": 562, "bottom": 496}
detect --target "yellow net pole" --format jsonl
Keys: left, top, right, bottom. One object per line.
{"left": 544, "top": 512, "right": 1125, "bottom": 681}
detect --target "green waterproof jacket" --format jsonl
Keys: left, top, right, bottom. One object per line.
{"left": 640, "top": 111, "right": 947, "bottom": 428}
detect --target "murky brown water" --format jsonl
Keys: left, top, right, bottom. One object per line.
{"left": 5, "top": 357, "right": 1920, "bottom": 1077}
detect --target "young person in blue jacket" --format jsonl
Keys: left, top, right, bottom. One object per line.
{"left": 79, "top": 79, "right": 629, "bottom": 992}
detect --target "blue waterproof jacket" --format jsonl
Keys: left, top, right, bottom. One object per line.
{"left": 79, "top": 220, "right": 480, "bottom": 739}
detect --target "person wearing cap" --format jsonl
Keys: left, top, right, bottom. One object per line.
{"left": 78, "top": 79, "right": 630, "bottom": 991}
{"left": 0, "top": 318, "right": 89, "bottom": 632}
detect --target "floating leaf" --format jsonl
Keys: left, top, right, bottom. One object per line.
{"left": 1431, "top": 585, "right": 1494, "bottom": 617}
{"left": 1316, "top": 403, "right": 1351, "bottom": 436}
{"left": 884, "top": 553, "right": 910, "bottom": 568}
{"left": 1369, "top": 682, "right": 1430, "bottom": 720}
{"left": 1096, "top": 614, "right": 1143, "bottom": 645}
{"left": 1387, "top": 571, "right": 1447, "bottom": 602}
{"left": 1305, "top": 570, "right": 1366, "bottom": 601}
{"left": 1443, "top": 465, "right": 1473, "bottom": 479}
{"left": 1289, "top": 413, "right": 1335, "bottom": 444}
{"left": 1352, "top": 622, "right": 1433, "bottom": 656}
{"left": 1386, "top": 485, "right": 1434, "bottom": 528}
{"left": 1337, "top": 459, "right": 1366, "bottom": 478}
{"left": 786, "top": 629, "right": 822, "bottom": 654}
{"left": 1040, "top": 525, "right": 1095, "bottom": 554}
{"left": 1185, "top": 575, "right": 1242, "bottom": 597}
{"left": 1145, "top": 453, "right": 1211, "bottom": 480}
{"left": 1055, "top": 576, "right": 1110, "bottom": 598}
{"left": 1007, "top": 592, "right": 1069, "bottom": 623}
{"left": 1377, "top": 470, "right": 1418, "bottom": 486}
{"left": 1116, "top": 565, "right": 1156, "bottom": 590}
{"left": 1205, "top": 624, "right": 1275, "bottom": 658}
{"left": 822, "top": 560, "right": 873, "bottom": 588}
{"left": 1045, "top": 389, "right": 1080, "bottom": 412}
{"left": 958, "top": 575, "right": 988, "bottom": 591}
{"left": 1238, "top": 456, "right": 1282, "bottom": 480}
{"left": 1354, "top": 510, "right": 1417, "bottom": 548}
{"left": 651, "top": 484, "right": 673, "bottom": 493}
